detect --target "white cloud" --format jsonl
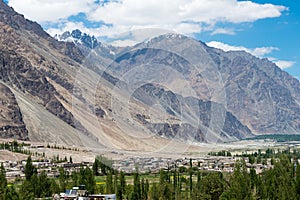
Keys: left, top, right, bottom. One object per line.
{"left": 106, "top": 28, "right": 176, "bottom": 46}
{"left": 86, "top": 0, "right": 286, "bottom": 36}
{"left": 207, "top": 41, "right": 295, "bottom": 69}
{"left": 271, "top": 59, "right": 295, "bottom": 69}
{"left": 7, "top": 0, "right": 287, "bottom": 37}
{"left": 109, "top": 39, "right": 138, "bottom": 47}
{"left": 211, "top": 28, "right": 236, "bottom": 35}
{"left": 206, "top": 41, "right": 278, "bottom": 57}
{"left": 8, "top": 0, "right": 293, "bottom": 67}
{"left": 89, "top": 0, "right": 286, "bottom": 24}
{"left": 251, "top": 47, "right": 279, "bottom": 58}
{"left": 7, "top": 0, "right": 95, "bottom": 23}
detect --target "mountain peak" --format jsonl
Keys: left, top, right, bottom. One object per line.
{"left": 55, "top": 29, "right": 99, "bottom": 49}
{"left": 163, "top": 33, "right": 187, "bottom": 39}
{"left": 145, "top": 33, "right": 189, "bottom": 43}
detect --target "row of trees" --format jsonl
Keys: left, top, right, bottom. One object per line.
{"left": 210, "top": 147, "right": 300, "bottom": 166}
{"left": 0, "top": 141, "right": 32, "bottom": 156}
{"left": 0, "top": 141, "right": 80, "bottom": 162}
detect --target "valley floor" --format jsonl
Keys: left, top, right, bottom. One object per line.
{"left": 0, "top": 137, "right": 288, "bottom": 163}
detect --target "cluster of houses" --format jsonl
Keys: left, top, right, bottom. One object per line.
{"left": 112, "top": 155, "right": 272, "bottom": 174}
{"left": 1, "top": 152, "right": 274, "bottom": 182}
{"left": 0, "top": 158, "right": 94, "bottom": 181}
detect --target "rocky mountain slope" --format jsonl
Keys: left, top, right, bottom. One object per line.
{"left": 0, "top": 1, "right": 98, "bottom": 146}
{"left": 102, "top": 34, "right": 300, "bottom": 134}
{"left": 42, "top": 30, "right": 255, "bottom": 143}
{"left": 132, "top": 83, "right": 252, "bottom": 142}
{"left": 0, "top": 82, "right": 28, "bottom": 140}
{"left": 0, "top": 1, "right": 299, "bottom": 151}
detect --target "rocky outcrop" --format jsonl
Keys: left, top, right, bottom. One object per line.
{"left": 55, "top": 29, "right": 99, "bottom": 49}
{"left": 0, "top": 82, "right": 28, "bottom": 140}
{"left": 133, "top": 84, "right": 252, "bottom": 142}
{"left": 136, "top": 113, "right": 206, "bottom": 142}
{"left": 207, "top": 49, "right": 300, "bottom": 133}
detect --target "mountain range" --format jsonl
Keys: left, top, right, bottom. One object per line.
{"left": 0, "top": 1, "right": 299, "bottom": 151}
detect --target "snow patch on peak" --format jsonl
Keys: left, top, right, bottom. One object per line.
{"left": 54, "top": 29, "right": 99, "bottom": 49}
{"left": 165, "top": 33, "right": 184, "bottom": 39}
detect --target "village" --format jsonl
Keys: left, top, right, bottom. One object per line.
{"left": 1, "top": 141, "right": 275, "bottom": 182}
{"left": 0, "top": 141, "right": 300, "bottom": 200}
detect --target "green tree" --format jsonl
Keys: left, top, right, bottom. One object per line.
{"left": 296, "top": 163, "right": 300, "bottom": 197}
{"left": 0, "top": 163, "right": 7, "bottom": 199}
{"left": 262, "top": 159, "right": 267, "bottom": 165}
{"left": 221, "top": 160, "right": 252, "bottom": 200}
{"left": 70, "top": 171, "right": 79, "bottom": 187}
{"left": 249, "top": 168, "right": 257, "bottom": 189}
{"left": 173, "top": 167, "right": 178, "bottom": 191}
{"left": 114, "top": 171, "right": 118, "bottom": 194}
{"left": 256, "top": 156, "right": 262, "bottom": 164}
{"left": 50, "top": 178, "right": 60, "bottom": 195}
{"left": 199, "top": 172, "right": 227, "bottom": 200}
{"left": 59, "top": 167, "right": 67, "bottom": 192}
{"left": 24, "top": 156, "right": 34, "bottom": 180}
{"left": 31, "top": 173, "right": 39, "bottom": 197}
{"left": 255, "top": 175, "right": 267, "bottom": 199}
{"left": 106, "top": 170, "right": 113, "bottom": 194}
{"left": 4, "top": 186, "right": 19, "bottom": 200}
{"left": 117, "top": 185, "right": 123, "bottom": 200}
{"left": 189, "top": 159, "right": 193, "bottom": 197}
{"left": 125, "top": 185, "right": 134, "bottom": 200}
{"left": 132, "top": 172, "right": 141, "bottom": 200}
{"left": 93, "top": 158, "right": 99, "bottom": 176}
{"left": 159, "top": 169, "right": 167, "bottom": 185}
{"left": 145, "top": 179, "right": 149, "bottom": 200}
{"left": 120, "top": 171, "right": 126, "bottom": 196}
{"left": 37, "top": 171, "right": 52, "bottom": 198}
{"left": 96, "top": 155, "right": 113, "bottom": 175}
{"left": 19, "top": 180, "right": 34, "bottom": 200}
{"left": 271, "top": 158, "right": 275, "bottom": 165}
{"left": 262, "top": 155, "right": 296, "bottom": 200}
{"left": 141, "top": 178, "right": 147, "bottom": 200}
{"left": 161, "top": 183, "right": 173, "bottom": 200}
{"left": 78, "top": 166, "right": 95, "bottom": 194}
{"left": 150, "top": 183, "right": 159, "bottom": 200}
{"left": 248, "top": 155, "right": 255, "bottom": 165}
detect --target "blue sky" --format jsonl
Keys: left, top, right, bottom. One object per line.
{"left": 5, "top": 0, "right": 299, "bottom": 79}
{"left": 201, "top": 0, "right": 300, "bottom": 80}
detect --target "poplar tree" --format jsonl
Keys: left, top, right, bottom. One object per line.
{"left": 24, "top": 156, "right": 34, "bottom": 180}
{"left": 59, "top": 167, "right": 67, "bottom": 192}
{"left": 133, "top": 172, "right": 141, "bottom": 200}
{"left": 0, "top": 163, "right": 7, "bottom": 199}
{"left": 120, "top": 171, "right": 126, "bottom": 195}
{"left": 106, "top": 170, "right": 113, "bottom": 194}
